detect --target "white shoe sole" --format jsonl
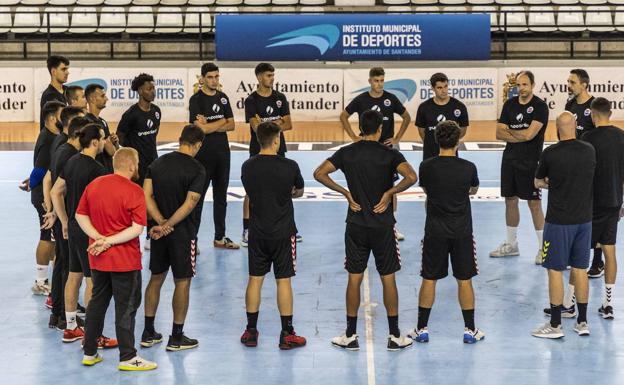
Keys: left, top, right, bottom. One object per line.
{"left": 573, "top": 328, "right": 590, "bottom": 336}
{"left": 387, "top": 342, "right": 413, "bottom": 351}
{"left": 489, "top": 252, "right": 520, "bottom": 258}
{"left": 166, "top": 343, "right": 198, "bottom": 351}
{"left": 531, "top": 332, "right": 564, "bottom": 339}
{"left": 331, "top": 342, "right": 359, "bottom": 351}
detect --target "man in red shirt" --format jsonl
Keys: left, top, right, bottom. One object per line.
{"left": 75, "top": 147, "right": 157, "bottom": 371}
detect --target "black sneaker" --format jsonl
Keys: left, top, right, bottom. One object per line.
{"left": 543, "top": 305, "right": 577, "bottom": 318}
{"left": 166, "top": 334, "right": 199, "bottom": 351}
{"left": 77, "top": 303, "right": 86, "bottom": 317}
{"left": 48, "top": 314, "right": 66, "bottom": 330}
{"left": 140, "top": 330, "right": 163, "bottom": 348}
{"left": 240, "top": 328, "right": 259, "bottom": 347}
{"left": 599, "top": 305, "right": 614, "bottom": 320}
{"left": 588, "top": 262, "right": 605, "bottom": 278}
{"left": 76, "top": 316, "right": 85, "bottom": 328}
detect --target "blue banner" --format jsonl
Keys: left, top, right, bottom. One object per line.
{"left": 215, "top": 14, "right": 490, "bottom": 61}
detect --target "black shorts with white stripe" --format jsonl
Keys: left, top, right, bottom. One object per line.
{"left": 149, "top": 231, "right": 198, "bottom": 279}
{"left": 248, "top": 234, "right": 297, "bottom": 279}
{"left": 421, "top": 235, "right": 478, "bottom": 281}
{"left": 344, "top": 223, "right": 401, "bottom": 276}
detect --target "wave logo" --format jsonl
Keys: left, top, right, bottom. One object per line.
{"left": 212, "top": 104, "right": 220, "bottom": 113}
{"left": 371, "top": 105, "right": 381, "bottom": 112}
{"left": 516, "top": 113, "right": 523, "bottom": 122}
{"left": 66, "top": 78, "right": 107, "bottom": 90}
{"left": 266, "top": 24, "right": 340, "bottom": 55}
{"left": 436, "top": 114, "right": 446, "bottom": 122}
{"left": 266, "top": 106, "right": 274, "bottom": 115}
{"left": 352, "top": 79, "right": 417, "bottom": 104}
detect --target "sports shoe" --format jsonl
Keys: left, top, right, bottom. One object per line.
{"left": 406, "top": 327, "right": 429, "bottom": 343}
{"left": 31, "top": 279, "right": 50, "bottom": 296}
{"left": 279, "top": 330, "right": 307, "bottom": 350}
{"left": 97, "top": 335, "right": 118, "bottom": 349}
{"left": 295, "top": 234, "right": 303, "bottom": 243}
{"left": 588, "top": 261, "right": 605, "bottom": 278}
{"left": 531, "top": 323, "right": 564, "bottom": 339}
{"left": 63, "top": 326, "right": 85, "bottom": 343}
{"left": 395, "top": 229, "right": 405, "bottom": 241}
{"left": 573, "top": 322, "right": 590, "bottom": 336}
{"left": 599, "top": 305, "right": 614, "bottom": 320}
{"left": 49, "top": 314, "right": 66, "bottom": 330}
{"left": 241, "top": 229, "right": 249, "bottom": 248}
{"left": 166, "top": 334, "right": 199, "bottom": 351}
{"left": 240, "top": 328, "right": 258, "bottom": 347}
{"left": 535, "top": 249, "right": 544, "bottom": 265}
{"left": 118, "top": 356, "right": 157, "bottom": 371}
{"left": 82, "top": 353, "right": 103, "bottom": 366}
{"left": 490, "top": 242, "right": 520, "bottom": 258}
{"left": 463, "top": 328, "right": 485, "bottom": 344}
{"left": 543, "top": 305, "right": 576, "bottom": 318}
{"left": 45, "top": 295, "right": 53, "bottom": 309}
{"left": 214, "top": 237, "right": 240, "bottom": 250}
{"left": 141, "top": 330, "right": 163, "bottom": 348}
{"left": 77, "top": 303, "right": 86, "bottom": 318}
{"left": 331, "top": 333, "right": 359, "bottom": 351}
{"left": 387, "top": 334, "right": 413, "bottom": 351}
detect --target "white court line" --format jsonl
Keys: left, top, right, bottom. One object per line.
{"left": 363, "top": 269, "right": 376, "bottom": 385}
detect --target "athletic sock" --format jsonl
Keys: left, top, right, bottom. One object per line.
{"left": 550, "top": 304, "right": 562, "bottom": 328}
{"left": 243, "top": 218, "right": 249, "bottom": 231}
{"left": 536, "top": 230, "right": 543, "bottom": 249}
{"left": 593, "top": 248, "right": 603, "bottom": 266}
{"left": 280, "top": 315, "right": 293, "bottom": 333}
{"left": 563, "top": 284, "right": 576, "bottom": 309}
{"left": 462, "top": 309, "right": 475, "bottom": 331}
{"left": 66, "top": 311, "right": 77, "bottom": 330}
{"left": 246, "top": 311, "right": 259, "bottom": 330}
{"left": 36, "top": 264, "right": 48, "bottom": 284}
{"left": 577, "top": 303, "right": 588, "bottom": 323}
{"left": 417, "top": 307, "right": 431, "bottom": 330}
{"left": 604, "top": 284, "right": 615, "bottom": 308}
{"left": 346, "top": 315, "right": 357, "bottom": 337}
{"left": 506, "top": 226, "right": 518, "bottom": 245}
{"left": 172, "top": 323, "right": 184, "bottom": 338}
{"left": 144, "top": 316, "right": 155, "bottom": 333}
{"left": 387, "top": 315, "right": 400, "bottom": 338}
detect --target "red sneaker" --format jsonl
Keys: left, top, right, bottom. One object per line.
{"left": 97, "top": 335, "right": 118, "bottom": 349}
{"left": 63, "top": 327, "right": 85, "bottom": 343}
{"left": 279, "top": 330, "right": 306, "bottom": 350}
{"left": 44, "top": 295, "right": 53, "bottom": 309}
{"left": 240, "top": 328, "right": 259, "bottom": 347}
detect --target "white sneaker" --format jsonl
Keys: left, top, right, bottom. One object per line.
{"left": 386, "top": 334, "right": 413, "bottom": 351}
{"left": 31, "top": 280, "right": 50, "bottom": 296}
{"left": 489, "top": 242, "right": 519, "bottom": 258}
{"left": 531, "top": 323, "right": 564, "bottom": 339}
{"left": 573, "top": 322, "right": 590, "bottom": 336}
{"left": 406, "top": 327, "right": 429, "bottom": 343}
{"left": 395, "top": 228, "right": 405, "bottom": 241}
{"left": 463, "top": 328, "right": 485, "bottom": 344}
{"left": 118, "top": 356, "right": 158, "bottom": 371}
{"left": 241, "top": 229, "right": 248, "bottom": 248}
{"left": 331, "top": 333, "right": 359, "bottom": 351}
{"left": 535, "top": 249, "right": 544, "bottom": 265}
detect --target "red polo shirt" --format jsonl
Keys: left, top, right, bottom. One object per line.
{"left": 76, "top": 174, "right": 146, "bottom": 272}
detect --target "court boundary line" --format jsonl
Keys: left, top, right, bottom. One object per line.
{"left": 363, "top": 269, "right": 376, "bottom": 385}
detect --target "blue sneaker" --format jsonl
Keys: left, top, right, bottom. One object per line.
{"left": 463, "top": 328, "right": 485, "bottom": 344}
{"left": 406, "top": 327, "right": 429, "bottom": 343}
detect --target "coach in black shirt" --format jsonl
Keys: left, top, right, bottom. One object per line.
{"left": 315, "top": 110, "right": 417, "bottom": 351}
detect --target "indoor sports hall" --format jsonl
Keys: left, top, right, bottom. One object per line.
{"left": 1, "top": 3, "right": 624, "bottom": 385}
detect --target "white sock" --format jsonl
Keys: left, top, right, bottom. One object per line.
{"left": 66, "top": 311, "right": 77, "bottom": 330}
{"left": 36, "top": 264, "right": 48, "bottom": 284}
{"left": 535, "top": 230, "right": 543, "bottom": 250}
{"left": 506, "top": 226, "right": 518, "bottom": 245}
{"left": 604, "top": 284, "right": 615, "bottom": 308}
{"left": 563, "top": 284, "right": 576, "bottom": 308}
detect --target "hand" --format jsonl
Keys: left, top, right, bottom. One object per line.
{"left": 345, "top": 192, "right": 361, "bottom": 212}
{"left": 196, "top": 115, "right": 208, "bottom": 125}
{"left": 61, "top": 220, "right": 68, "bottom": 240}
{"left": 88, "top": 237, "right": 112, "bottom": 256}
{"left": 384, "top": 138, "right": 398, "bottom": 147}
{"left": 373, "top": 192, "right": 393, "bottom": 214}
{"left": 19, "top": 178, "right": 30, "bottom": 192}
{"left": 149, "top": 224, "right": 174, "bottom": 240}
{"left": 109, "top": 133, "right": 120, "bottom": 147}
{"left": 41, "top": 211, "right": 57, "bottom": 230}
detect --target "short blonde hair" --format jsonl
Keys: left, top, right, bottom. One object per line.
{"left": 113, "top": 147, "right": 139, "bottom": 172}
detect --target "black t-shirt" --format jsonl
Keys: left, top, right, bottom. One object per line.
{"left": 50, "top": 132, "right": 68, "bottom": 160}
{"left": 416, "top": 97, "right": 469, "bottom": 160}
{"left": 241, "top": 155, "right": 304, "bottom": 239}
{"left": 117, "top": 103, "right": 161, "bottom": 178}
{"left": 86, "top": 113, "right": 113, "bottom": 174}
{"left": 419, "top": 156, "right": 479, "bottom": 238}
{"left": 581, "top": 126, "right": 624, "bottom": 209}
{"left": 244, "top": 91, "right": 289, "bottom": 156}
{"left": 40, "top": 84, "right": 67, "bottom": 131}
{"left": 188, "top": 90, "right": 233, "bottom": 158}
{"left": 328, "top": 141, "right": 406, "bottom": 228}
{"left": 499, "top": 96, "right": 549, "bottom": 162}
{"left": 60, "top": 153, "right": 106, "bottom": 221}
{"left": 535, "top": 140, "right": 595, "bottom": 225}
{"left": 345, "top": 91, "right": 406, "bottom": 143}
{"left": 50, "top": 142, "right": 78, "bottom": 185}
{"left": 146, "top": 151, "right": 206, "bottom": 235}
{"left": 31, "top": 128, "right": 58, "bottom": 204}
{"left": 565, "top": 96, "right": 595, "bottom": 138}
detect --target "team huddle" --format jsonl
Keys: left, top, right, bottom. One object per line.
{"left": 24, "top": 56, "right": 624, "bottom": 370}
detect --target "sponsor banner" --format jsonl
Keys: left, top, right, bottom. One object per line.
{"left": 215, "top": 14, "right": 490, "bottom": 61}
{"left": 34, "top": 68, "right": 188, "bottom": 122}
{"left": 0, "top": 69, "right": 33, "bottom": 121}
{"left": 210, "top": 187, "right": 504, "bottom": 202}
{"left": 344, "top": 68, "right": 498, "bottom": 121}
{"left": 188, "top": 67, "right": 344, "bottom": 122}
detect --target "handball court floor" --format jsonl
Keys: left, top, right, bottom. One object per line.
{"left": 1, "top": 149, "right": 623, "bottom": 385}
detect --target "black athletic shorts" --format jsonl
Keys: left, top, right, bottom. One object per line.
{"left": 501, "top": 158, "right": 541, "bottom": 201}
{"left": 33, "top": 202, "right": 53, "bottom": 242}
{"left": 421, "top": 235, "right": 478, "bottom": 280}
{"left": 248, "top": 234, "right": 296, "bottom": 279}
{"left": 68, "top": 220, "right": 91, "bottom": 277}
{"left": 344, "top": 223, "right": 401, "bottom": 276}
{"left": 149, "top": 232, "right": 197, "bottom": 279}
{"left": 592, "top": 207, "right": 620, "bottom": 247}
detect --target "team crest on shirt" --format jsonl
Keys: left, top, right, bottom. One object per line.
{"left": 516, "top": 113, "right": 523, "bottom": 122}
{"left": 155, "top": 111, "right": 160, "bottom": 120}
{"left": 436, "top": 114, "right": 446, "bottom": 122}
{"left": 454, "top": 109, "right": 461, "bottom": 117}
{"left": 276, "top": 100, "right": 282, "bottom": 108}
{"left": 266, "top": 106, "right": 274, "bottom": 115}
{"left": 584, "top": 108, "right": 591, "bottom": 116}
{"left": 212, "top": 104, "right": 220, "bottom": 113}
{"left": 221, "top": 97, "right": 228, "bottom": 105}
{"left": 371, "top": 105, "right": 381, "bottom": 112}
{"left": 147, "top": 119, "right": 154, "bottom": 128}
{"left": 384, "top": 98, "right": 391, "bottom": 107}
{"left": 527, "top": 106, "right": 534, "bottom": 114}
